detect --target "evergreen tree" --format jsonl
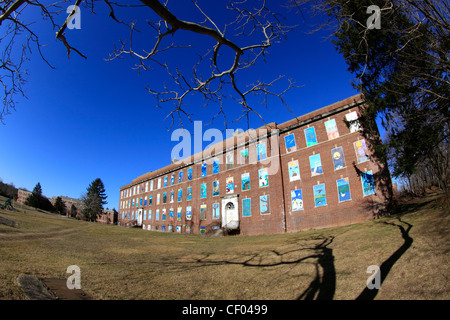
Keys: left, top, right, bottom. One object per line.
{"left": 25, "top": 182, "right": 54, "bottom": 211}
{"left": 54, "top": 196, "right": 66, "bottom": 215}
{"left": 69, "top": 204, "right": 78, "bottom": 218}
{"left": 82, "top": 178, "right": 108, "bottom": 222}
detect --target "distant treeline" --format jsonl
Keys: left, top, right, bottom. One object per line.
{"left": 0, "top": 180, "right": 18, "bottom": 199}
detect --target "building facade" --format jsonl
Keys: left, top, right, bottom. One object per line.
{"left": 118, "top": 95, "right": 392, "bottom": 236}
{"left": 17, "top": 189, "right": 32, "bottom": 204}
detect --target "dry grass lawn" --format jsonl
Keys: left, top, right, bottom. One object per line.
{"left": 0, "top": 193, "right": 448, "bottom": 300}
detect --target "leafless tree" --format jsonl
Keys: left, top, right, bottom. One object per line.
{"left": 0, "top": 0, "right": 301, "bottom": 127}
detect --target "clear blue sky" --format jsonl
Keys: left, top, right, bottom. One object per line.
{"left": 0, "top": 1, "right": 363, "bottom": 210}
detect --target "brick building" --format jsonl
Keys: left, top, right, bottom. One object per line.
{"left": 16, "top": 189, "right": 32, "bottom": 204}
{"left": 118, "top": 94, "right": 392, "bottom": 236}
{"left": 50, "top": 196, "right": 84, "bottom": 218}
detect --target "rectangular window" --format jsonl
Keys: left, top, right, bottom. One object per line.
{"left": 179, "top": 171, "right": 183, "bottom": 182}
{"left": 324, "top": 119, "right": 339, "bottom": 140}
{"left": 284, "top": 133, "right": 297, "bottom": 153}
{"left": 177, "top": 207, "right": 182, "bottom": 221}
{"left": 213, "top": 158, "right": 220, "bottom": 174}
{"left": 201, "top": 163, "right": 207, "bottom": 177}
{"left": 258, "top": 168, "right": 269, "bottom": 187}
{"left": 337, "top": 178, "right": 351, "bottom": 202}
{"left": 170, "top": 191, "right": 174, "bottom": 203}
{"left": 345, "top": 111, "right": 361, "bottom": 133}
{"left": 157, "top": 178, "right": 161, "bottom": 189}
{"left": 187, "top": 168, "right": 193, "bottom": 181}
{"left": 156, "top": 194, "right": 160, "bottom": 205}
{"left": 212, "top": 203, "right": 220, "bottom": 219}
{"left": 304, "top": 127, "right": 318, "bottom": 147}
{"left": 226, "top": 177, "right": 234, "bottom": 194}
{"left": 156, "top": 209, "right": 160, "bottom": 221}
{"left": 186, "top": 206, "right": 192, "bottom": 220}
{"left": 313, "top": 184, "right": 327, "bottom": 207}
{"left": 187, "top": 186, "right": 192, "bottom": 201}
{"left": 178, "top": 188, "right": 183, "bottom": 202}
{"left": 148, "top": 209, "right": 152, "bottom": 221}
{"left": 186, "top": 225, "right": 191, "bottom": 234}
{"left": 226, "top": 153, "right": 234, "bottom": 169}
{"left": 260, "top": 195, "right": 270, "bottom": 215}
{"left": 309, "top": 153, "right": 323, "bottom": 177}
{"left": 291, "top": 189, "right": 304, "bottom": 211}
{"left": 242, "top": 198, "right": 251, "bottom": 217}
{"left": 200, "top": 204, "right": 207, "bottom": 220}
{"left": 163, "top": 192, "right": 167, "bottom": 204}
{"left": 149, "top": 195, "right": 152, "bottom": 206}
{"left": 257, "top": 142, "right": 267, "bottom": 161}
{"left": 150, "top": 180, "right": 154, "bottom": 191}
{"left": 241, "top": 172, "right": 250, "bottom": 191}
{"left": 354, "top": 139, "right": 369, "bottom": 163}
{"left": 213, "top": 180, "right": 219, "bottom": 196}
{"left": 162, "top": 209, "right": 166, "bottom": 221}
{"left": 169, "top": 208, "right": 174, "bottom": 221}
{"left": 145, "top": 182, "right": 149, "bottom": 192}
{"left": 288, "top": 160, "right": 301, "bottom": 182}
{"left": 144, "top": 196, "right": 148, "bottom": 206}
{"left": 200, "top": 183, "right": 207, "bottom": 198}
{"left": 164, "top": 176, "right": 168, "bottom": 188}
{"left": 171, "top": 174, "right": 175, "bottom": 186}
{"left": 331, "top": 146, "right": 346, "bottom": 170}
{"left": 361, "top": 171, "right": 376, "bottom": 196}
{"left": 240, "top": 148, "right": 249, "bottom": 164}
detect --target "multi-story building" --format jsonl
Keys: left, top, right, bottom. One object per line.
{"left": 16, "top": 189, "right": 32, "bottom": 204}
{"left": 50, "top": 196, "right": 84, "bottom": 217}
{"left": 118, "top": 94, "right": 392, "bottom": 236}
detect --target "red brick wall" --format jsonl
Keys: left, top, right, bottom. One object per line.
{"left": 118, "top": 94, "right": 391, "bottom": 236}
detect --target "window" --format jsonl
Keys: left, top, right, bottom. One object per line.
{"left": 309, "top": 154, "right": 323, "bottom": 176}
{"left": 144, "top": 196, "right": 148, "bottom": 206}
{"left": 258, "top": 168, "right": 269, "bottom": 187}
{"left": 324, "top": 119, "right": 339, "bottom": 140}
{"left": 226, "top": 153, "right": 234, "bottom": 169}
{"left": 257, "top": 142, "right": 267, "bottom": 161}
{"left": 304, "top": 127, "right": 318, "bottom": 147}
{"left": 331, "top": 146, "right": 346, "bottom": 170}
{"left": 164, "top": 176, "right": 168, "bottom": 188}
{"left": 337, "top": 178, "right": 351, "bottom": 202}
{"left": 260, "top": 195, "right": 270, "bottom": 215}
{"left": 226, "top": 177, "right": 234, "bottom": 194}
{"left": 361, "top": 171, "right": 376, "bottom": 196}
{"left": 288, "top": 160, "right": 301, "bottom": 182}
{"left": 240, "top": 148, "right": 249, "bottom": 164}
{"left": 291, "top": 189, "right": 304, "bottom": 211}
{"left": 179, "top": 171, "right": 183, "bottom": 182}
{"left": 163, "top": 192, "right": 167, "bottom": 204}
{"left": 186, "top": 206, "right": 192, "bottom": 220}
{"left": 156, "top": 194, "right": 160, "bottom": 205}
{"left": 200, "top": 204, "right": 207, "bottom": 220}
{"left": 149, "top": 195, "right": 152, "bottom": 206}
{"left": 171, "top": 174, "right": 175, "bottom": 186}
{"left": 284, "top": 133, "right": 297, "bottom": 153}
{"left": 178, "top": 189, "right": 183, "bottom": 202}
{"left": 187, "top": 186, "right": 192, "bottom": 201}
{"left": 242, "top": 198, "right": 251, "bottom": 217}
{"left": 212, "top": 203, "right": 220, "bottom": 219}
{"left": 354, "top": 139, "right": 369, "bottom": 163}
{"left": 200, "top": 183, "right": 207, "bottom": 198}
{"left": 213, "top": 180, "right": 219, "bottom": 196}
{"left": 313, "top": 184, "right": 327, "bottom": 207}
{"left": 170, "top": 191, "right": 174, "bottom": 203}
{"left": 213, "top": 158, "right": 220, "bottom": 174}
{"left": 177, "top": 207, "right": 182, "bottom": 221}
{"left": 241, "top": 172, "right": 250, "bottom": 191}
{"left": 187, "top": 168, "right": 193, "bottom": 181}
{"left": 345, "top": 111, "right": 361, "bottom": 133}
{"left": 201, "top": 163, "right": 207, "bottom": 177}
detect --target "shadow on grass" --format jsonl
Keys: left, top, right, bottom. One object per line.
{"left": 356, "top": 217, "right": 413, "bottom": 300}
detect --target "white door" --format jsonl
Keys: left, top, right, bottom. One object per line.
{"left": 222, "top": 198, "right": 239, "bottom": 230}
{"left": 137, "top": 209, "right": 143, "bottom": 226}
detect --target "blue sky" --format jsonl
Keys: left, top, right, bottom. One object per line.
{"left": 0, "top": 1, "right": 362, "bottom": 210}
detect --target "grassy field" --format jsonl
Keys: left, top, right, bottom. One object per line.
{"left": 0, "top": 193, "right": 448, "bottom": 300}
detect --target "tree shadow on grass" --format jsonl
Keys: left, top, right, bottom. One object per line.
{"left": 356, "top": 217, "right": 413, "bottom": 300}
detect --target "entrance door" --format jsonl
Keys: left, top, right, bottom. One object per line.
{"left": 221, "top": 196, "right": 239, "bottom": 230}
{"left": 136, "top": 208, "right": 143, "bottom": 226}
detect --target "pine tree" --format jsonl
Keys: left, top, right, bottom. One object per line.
{"left": 54, "top": 196, "right": 66, "bottom": 215}
{"left": 82, "top": 178, "right": 108, "bottom": 222}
